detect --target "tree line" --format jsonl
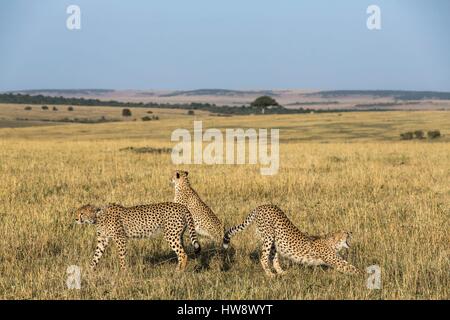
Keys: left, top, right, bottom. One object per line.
{"left": 0, "top": 93, "right": 391, "bottom": 115}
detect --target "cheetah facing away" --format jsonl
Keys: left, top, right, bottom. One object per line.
{"left": 172, "top": 170, "right": 223, "bottom": 243}
{"left": 223, "top": 204, "right": 360, "bottom": 277}
{"left": 74, "top": 202, "right": 201, "bottom": 271}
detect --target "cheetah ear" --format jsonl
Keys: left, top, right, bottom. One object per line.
{"left": 184, "top": 171, "right": 189, "bottom": 177}
{"left": 94, "top": 207, "right": 102, "bottom": 217}
{"left": 176, "top": 172, "right": 180, "bottom": 179}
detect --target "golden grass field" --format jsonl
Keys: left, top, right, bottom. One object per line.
{"left": 0, "top": 104, "right": 448, "bottom": 299}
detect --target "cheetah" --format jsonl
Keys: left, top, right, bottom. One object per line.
{"left": 74, "top": 202, "right": 201, "bottom": 271}
{"left": 223, "top": 204, "right": 361, "bottom": 277}
{"left": 172, "top": 170, "right": 223, "bottom": 243}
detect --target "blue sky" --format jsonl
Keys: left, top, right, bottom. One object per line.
{"left": 0, "top": 0, "right": 449, "bottom": 91}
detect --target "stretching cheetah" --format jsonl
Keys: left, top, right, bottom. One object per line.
{"left": 223, "top": 204, "right": 360, "bottom": 277}
{"left": 74, "top": 202, "right": 201, "bottom": 271}
{"left": 172, "top": 170, "right": 223, "bottom": 243}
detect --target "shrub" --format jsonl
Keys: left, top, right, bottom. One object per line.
{"left": 120, "top": 146, "right": 172, "bottom": 154}
{"left": 24, "top": 106, "right": 32, "bottom": 111}
{"left": 141, "top": 116, "right": 152, "bottom": 121}
{"left": 122, "top": 108, "right": 132, "bottom": 117}
{"left": 251, "top": 96, "right": 279, "bottom": 107}
{"left": 68, "top": 106, "right": 74, "bottom": 111}
{"left": 152, "top": 115, "right": 159, "bottom": 120}
{"left": 41, "top": 105, "right": 49, "bottom": 110}
{"left": 146, "top": 110, "right": 153, "bottom": 114}
{"left": 400, "top": 132, "right": 414, "bottom": 140}
{"left": 427, "top": 130, "right": 441, "bottom": 139}
{"left": 414, "top": 130, "right": 424, "bottom": 139}
{"left": 187, "top": 110, "right": 195, "bottom": 115}
{"left": 52, "top": 106, "right": 58, "bottom": 111}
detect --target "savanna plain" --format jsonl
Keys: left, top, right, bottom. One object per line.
{"left": 0, "top": 104, "right": 448, "bottom": 299}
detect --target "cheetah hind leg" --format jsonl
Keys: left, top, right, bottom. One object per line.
{"left": 114, "top": 235, "right": 128, "bottom": 270}
{"left": 273, "top": 252, "right": 286, "bottom": 275}
{"left": 165, "top": 229, "right": 188, "bottom": 271}
{"left": 269, "top": 242, "right": 285, "bottom": 275}
{"left": 260, "top": 237, "right": 276, "bottom": 277}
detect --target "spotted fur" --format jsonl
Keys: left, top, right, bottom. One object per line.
{"left": 172, "top": 170, "right": 223, "bottom": 243}
{"left": 223, "top": 204, "right": 360, "bottom": 277}
{"left": 74, "top": 202, "right": 200, "bottom": 271}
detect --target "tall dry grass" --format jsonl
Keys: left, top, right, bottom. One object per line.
{"left": 0, "top": 111, "right": 448, "bottom": 299}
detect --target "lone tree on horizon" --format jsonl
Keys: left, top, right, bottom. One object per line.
{"left": 250, "top": 96, "right": 280, "bottom": 108}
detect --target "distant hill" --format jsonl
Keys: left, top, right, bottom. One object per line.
{"left": 159, "top": 89, "right": 279, "bottom": 97}
{"left": 311, "top": 90, "right": 450, "bottom": 100}
{"left": 10, "top": 89, "right": 114, "bottom": 96}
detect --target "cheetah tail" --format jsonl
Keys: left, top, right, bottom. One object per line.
{"left": 223, "top": 208, "right": 258, "bottom": 249}
{"left": 185, "top": 211, "right": 201, "bottom": 254}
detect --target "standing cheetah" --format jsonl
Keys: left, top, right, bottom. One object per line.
{"left": 172, "top": 170, "right": 223, "bottom": 243}
{"left": 223, "top": 204, "right": 360, "bottom": 277}
{"left": 74, "top": 202, "right": 201, "bottom": 271}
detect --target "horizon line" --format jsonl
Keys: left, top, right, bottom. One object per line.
{"left": 3, "top": 88, "right": 450, "bottom": 94}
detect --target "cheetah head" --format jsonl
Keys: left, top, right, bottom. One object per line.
{"left": 335, "top": 231, "right": 352, "bottom": 251}
{"left": 74, "top": 204, "right": 101, "bottom": 224}
{"left": 172, "top": 170, "right": 189, "bottom": 185}
{"left": 328, "top": 231, "right": 352, "bottom": 251}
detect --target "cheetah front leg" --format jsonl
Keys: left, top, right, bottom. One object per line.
{"left": 324, "top": 255, "right": 361, "bottom": 275}
{"left": 260, "top": 237, "right": 276, "bottom": 277}
{"left": 90, "top": 236, "right": 110, "bottom": 270}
